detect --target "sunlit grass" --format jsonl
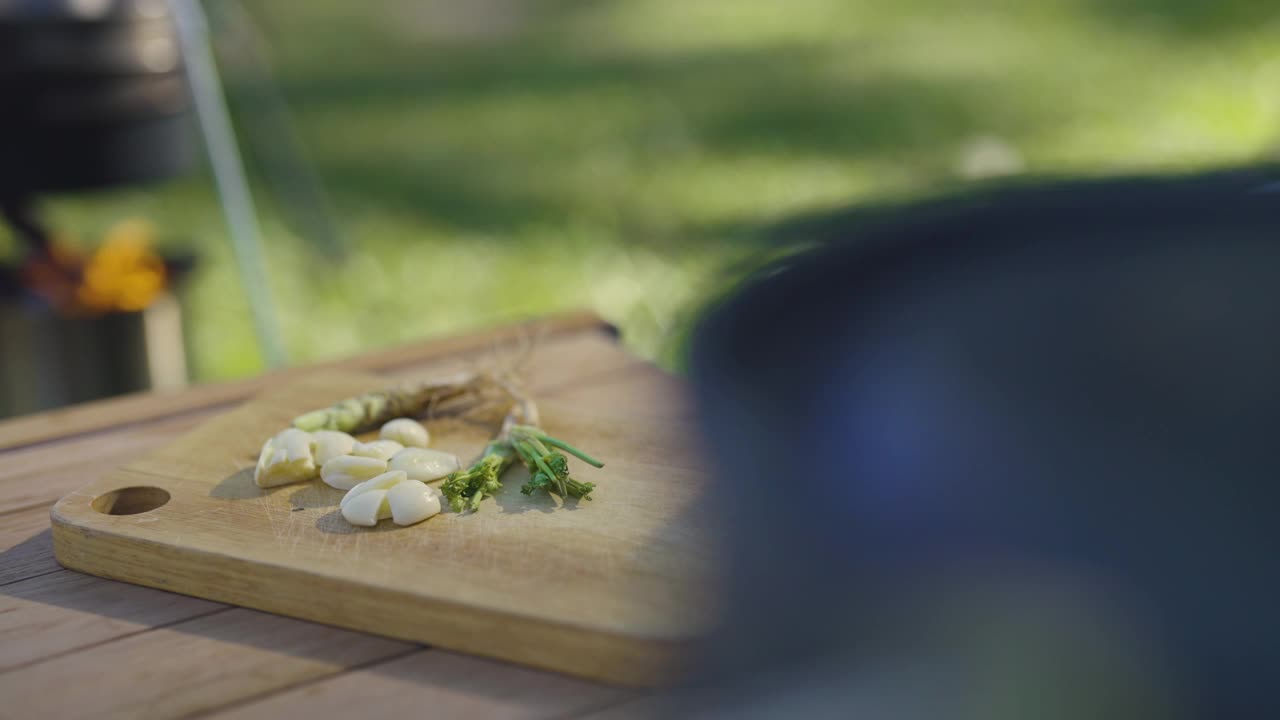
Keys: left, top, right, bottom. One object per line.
{"left": 12, "top": 0, "right": 1279, "bottom": 381}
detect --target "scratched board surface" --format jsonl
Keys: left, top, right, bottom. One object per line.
{"left": 51, "top": 371, "right": 712, "bottom": 685}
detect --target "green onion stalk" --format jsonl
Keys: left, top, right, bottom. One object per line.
{"left": 291, "top": 373, "right": 488, "bottom": 434}
{"left": 507, "top": 424, "right": 604, "bottom": 499}
{"left": 439, "top": 412, "right": 605, "bottom": 513}
{"left": 439, "top": 441, "right": 517, "bottom": 513}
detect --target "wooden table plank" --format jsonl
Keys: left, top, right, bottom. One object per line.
{"left": 204, "top": 650, "right": 631, "bottom": 720}
{"left": 570, "top": 694, "right": 669, "bottom": 719}
{"left": 0, "top": 415, "right": 206, "bottom": 482}
{"left": 0, "top": 312, "right": 609, "bottom": 452}
{"left": 0, "top": 505, "right": 57, "bottom": 586}
{"left": 0, "top": 608, "right": 417, "bottom": 720}
{"left": 0, "top": 570, "right": 224, "bottom": 671}
{"left": 0, "top": 414, "right": 210, "bottom": 515}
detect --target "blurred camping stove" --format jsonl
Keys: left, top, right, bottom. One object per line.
{"left": 0, "top": 211, "right": 195, "bottom": 418}
{"left": 0, "top": 0, "right": 195, "bottom": 418}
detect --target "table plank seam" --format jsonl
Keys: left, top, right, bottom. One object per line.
{"left": 0, "top": 400, "right": 244, "bottom": 455}
{"left": 0, "top": 605, "right": 233, "bottom": 676}
{"left": 178, "top": 645, "right": 428, "bottom": 720}
{"left": 0, "top": 566, "right": 60, "bottom": 589}
{"left": 553, "top": 693, "right": 646, "bottom": 720}
{"left": 0, "top": 500, "right": 54, "bottom": 519}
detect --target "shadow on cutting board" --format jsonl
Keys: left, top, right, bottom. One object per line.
{"left": 209, "top": 467, "right": 279, "bottom": 500}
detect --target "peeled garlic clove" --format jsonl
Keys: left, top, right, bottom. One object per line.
{"left": 367, "top": 469, "right": 408, "bottom": 491}
{"left": 253, "top": 438, "right": 272, "bottom": 475}
{"left": 387, "top": 479, "right": 441, "bottom": 526}
{"left": 379, "top": 418, "right": 430, "bottom": 449}
{"left": 351, "top": 439, "right": 404, "bottom": 461}
{"left": 254, "top": 428, "right": 317, "bottom": 488}
{"left": 388, "top": 447, "right": 461, "bottom": 482}
{"left": 340, "top": 470, "right": 407, "bottom": 510}
{"left": 321, "top": 455, "right": 387, "bottom": 490}
{"left": 311, "top": 430, "right": 356, "bottom": 465}
{"left": 341, "top": 489, "right": 388, "bottom": 527}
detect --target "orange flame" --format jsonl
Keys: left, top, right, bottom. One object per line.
{"left": 21, "top": 220, "right": 169, "bottom": 315}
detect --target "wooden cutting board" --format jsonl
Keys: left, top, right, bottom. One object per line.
{"left": 50, "top": 370, "right": 713, "bottom": 686}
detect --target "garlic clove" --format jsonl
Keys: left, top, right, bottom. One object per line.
{"left": 341, "top": 489, "right": 388, "bottom": 527}
{"left": 321, "top": 455, "right": 387, "bottom": 490}
{"left": 340, "top": 470, "right": 407, "bottom": 509}
{"left": 388, "top": 447, "right": 461, "bottom": 482}
{"left": 351, "top": 439, "right": 404, "bottom": 462}
{"left": 275, "top": 428, "right": 313, "bottom": 458}
{"left": 367, "top": 469, "right": 409, "bottom": 491}
{"left": 311, "top": 430, "right": 356, "bottom": 465}
{"left": 387, "top": 479, "right": 441, "bottom": 526}
{"left": 254, "top": 428, "right": 318, "bottom": 488}
{"left": 379, "top": 418, "right": 430, "bottom": 448}
{"left": 253, "top": 437, "right": 272, "bottom": 475}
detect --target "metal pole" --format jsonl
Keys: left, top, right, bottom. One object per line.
{"left": 170, "top": 0, "right": 287, "bottom": 368}
{"left": 210, "top": 0, "right": 348, "bottom": 261}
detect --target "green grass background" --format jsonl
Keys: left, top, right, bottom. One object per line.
{"left": 5, "top": 0, "right": 1277, "bottom": 380}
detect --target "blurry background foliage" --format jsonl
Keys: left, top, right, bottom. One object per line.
{"left": 2, "top": 0, "right": 1276, "bottom": 380}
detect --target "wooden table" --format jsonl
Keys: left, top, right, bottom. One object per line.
{"left": 0, "top": 313, "right": 680, "bottom": 719}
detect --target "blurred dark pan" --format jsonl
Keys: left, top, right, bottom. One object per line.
{"left": 689, "top": 168, "right": 1280, "bottom": 718}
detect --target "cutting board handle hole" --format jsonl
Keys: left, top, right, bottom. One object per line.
{"left": 92, "top": 486, "right": 171, "bottom": 516}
